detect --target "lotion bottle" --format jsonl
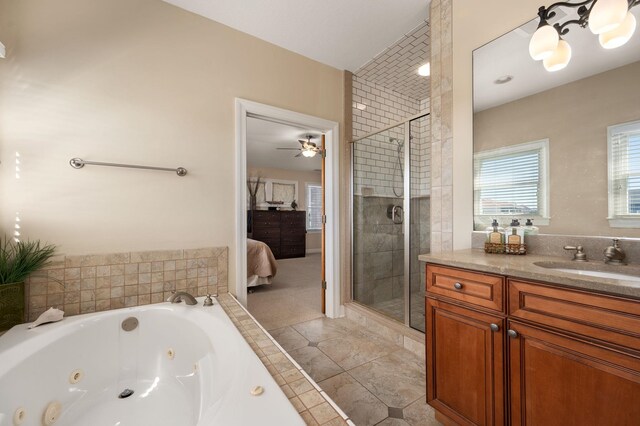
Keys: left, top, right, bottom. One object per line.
{"left": 487, "top": 219, "right": 504, "bottom": 244}
{"left": 505, "top": 219, "right": 524, "bottom": 252}
{"left": 524, "top": 218, "right": 539, "bottom": 236}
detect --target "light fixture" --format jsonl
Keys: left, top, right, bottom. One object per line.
{"left": 543, "top": 38, "right": 572, "bottom": 71}
{"left": 0, "top": 41, "right": 5, "bottom": 59}
{"left": 589, "top": 0, "right": 629, "bottom": 34}
{"left": 599, "top": 11, "right": 637, "bottom": 47}
{"left": 529, "top": 0, "right": 639, "bottom": 72}
{"left": 302, "top": 149, "right": 316, "bottom": 158}
{"left": 529, "top": 23, "right": 559, "bottom": 60}
{"left": 418, "top": 63, "right": 431, "bottom": 76}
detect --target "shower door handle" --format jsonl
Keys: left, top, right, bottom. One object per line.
{"left": 386, "top": 204, "right": 403, "bottom": 224}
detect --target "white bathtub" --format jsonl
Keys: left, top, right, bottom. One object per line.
{"left": 0, "top": 297, "right": 304, "bottom": 426}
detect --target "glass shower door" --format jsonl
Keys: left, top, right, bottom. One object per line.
{"left": 409, "top": 115, "right": 430, "bottom": 332}
{"left": 352, "top": 124, "right": 406, "bottom": 322}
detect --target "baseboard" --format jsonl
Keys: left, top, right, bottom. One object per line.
{"left": 306, "top": 248, "right": 321, "bottom": 254}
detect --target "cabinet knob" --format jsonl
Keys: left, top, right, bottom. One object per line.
{"left": 490, "top": 323, "right": 500, "bottom": 332}
{"left": 507, "top": 329, "right": 519, "bottom": 338}
{"left": 454, "top": 282, "right": 463, "bottom": 290}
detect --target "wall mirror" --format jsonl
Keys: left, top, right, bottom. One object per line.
{"left": 473, "top": 6, "right": 640, "bottom": 237}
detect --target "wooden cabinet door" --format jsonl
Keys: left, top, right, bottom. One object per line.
{"left": 426, "top": 298, "right": 505, "bottom": 426}
{"left": 508, "top": 321, "right": 640, "bottom": 426}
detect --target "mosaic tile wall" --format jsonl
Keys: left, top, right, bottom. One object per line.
{"left": 26, "top": 247, "right": 228, "bottom": 321}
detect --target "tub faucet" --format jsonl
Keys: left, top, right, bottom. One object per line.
{"left": 604, "top": 238, "right": 626, "bottom": 264}
{"left": 167, "top": 291, "right": 198, "bottom": 305}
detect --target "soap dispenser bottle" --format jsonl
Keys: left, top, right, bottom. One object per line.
{"left": 486, "top": 219, "right": 504, "bottom": 244}
{"left": 524, "top": 218, "right": 539, "bottom": 236}
{"left": 506, "top": 219, "right": 524, "bottom": 253}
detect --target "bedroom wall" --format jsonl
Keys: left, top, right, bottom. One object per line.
{"left": 0, "top": 0, "right": 345, "bottom": 295}
{"left": 247, "top": 166, "right": 322, "bottom": 250}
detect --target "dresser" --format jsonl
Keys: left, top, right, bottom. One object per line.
{"left": 250, "top": 210, "right": 306, "bottom": 259}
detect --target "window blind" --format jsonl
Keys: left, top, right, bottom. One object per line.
{"left": 609, "top": 121, "right": 640, "bottom": 218}
{"left": 307, "top": 184, "right": 323, "bottom": 230}
{"left": 474, "top": 141, "right": 547, "bottom": 217}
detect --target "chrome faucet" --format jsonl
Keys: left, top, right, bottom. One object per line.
{"left": 167, "top": 291, "right": 198, "bottom": 305}
{"left": 563, "top": 245, "right": 587, "bottom": 261}
{"left": 604, "top": 238, "right": 626, "bottom": 264}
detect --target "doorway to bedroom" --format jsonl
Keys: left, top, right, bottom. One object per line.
{"left": 244, "top": 114, "right": 326, "bottom": 330}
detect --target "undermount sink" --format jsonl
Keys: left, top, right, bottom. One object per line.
{"left": 533, "top": 261, "right": 640, "bottom": 282}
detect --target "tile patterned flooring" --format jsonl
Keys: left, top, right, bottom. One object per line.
{"left": 269, "top": 317, "right": 441, "bottom": 426}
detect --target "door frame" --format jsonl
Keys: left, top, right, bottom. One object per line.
{"left": 234, "top": 98, "right": 343, "bottom": 318}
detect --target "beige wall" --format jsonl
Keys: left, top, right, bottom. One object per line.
{"left": 452, "top": 0, "right": 543, "bottom": 248}
{"left": 247, "top": 166, "right": 322, "bottom": 249}
{"left": 475, "top": 62, "right": 640, "bottom": 237}
{"left": 0, "top": 0, "right": 345, "bottom": 295}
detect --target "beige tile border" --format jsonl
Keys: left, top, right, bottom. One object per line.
{"left": 217, "top": 293, "right": 352, "bottom": 426}
{"left": 430, "top": 0, "right": 454, "bottom": 253}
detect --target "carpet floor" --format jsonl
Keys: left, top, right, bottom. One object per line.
{"left": 247, "top": 253, "right": 324, "bottom": 330}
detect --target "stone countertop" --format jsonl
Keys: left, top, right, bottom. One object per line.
{"left": 419, "top": 249, "right": 640, "bottom": 299}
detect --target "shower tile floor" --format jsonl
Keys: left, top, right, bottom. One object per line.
{"left": 269, "top": 317, "right": 441, "bottom": 426}
{"left": 370, "top": 293, "right": 426, "bottom": 333}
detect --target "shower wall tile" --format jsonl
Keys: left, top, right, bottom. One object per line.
{"left": 25, "top": 247, "right": 228, "bottom": 321}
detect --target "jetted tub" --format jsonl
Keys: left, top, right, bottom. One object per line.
{"left": 0, "top": 297, "right": 304, "bottom": 426}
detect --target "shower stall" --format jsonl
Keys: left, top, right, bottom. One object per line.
{"left": 351, "top": 114, "right": 430, "bottom": 331}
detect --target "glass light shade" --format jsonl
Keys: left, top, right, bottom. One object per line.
{"left": 588, "top": 0, "right": 628, "bottom": 34}
{"left": 529, "top": 24, "right": 559, "bottom": 60}
{"left": 302, "top": 149, "right": 316, "bottom": 158}
{"left": 543, "top": 39, "right": 572, "bottom": 72}
{"left": 599, "top": 11, "right": 637, "bottom": 48}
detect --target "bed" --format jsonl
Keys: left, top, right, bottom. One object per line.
{"left": 247, "top": 238, "right": 278, "bottom": 287}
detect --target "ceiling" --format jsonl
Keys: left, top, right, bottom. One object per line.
{"left": 474, "top": 7, "right": 640, "bottom": 112}
{"left": 355, "top": 20, "right": 430, "bottom": 100}
{"left": 246, "top": 117, "right": 322, "bottom": 172}
{"left": 161, "top": 0, "right": 429, "bottom": 71}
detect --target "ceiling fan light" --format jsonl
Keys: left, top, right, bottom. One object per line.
{"left": 543, "top": 39, "right": 572, "bottom": 72}
{"left": 529, "top": 24, "right": 559, "bottom": 60}
{"left": 599, "top": 11, "right": 636, "bottom": 48}
{"left": 302, "top": 149, "right": 316, "bottom": 158}
{"left": 588, "top": 0, "right": 628, "bottom": 34}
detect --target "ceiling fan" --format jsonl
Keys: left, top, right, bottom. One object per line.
{"left": 276, "top": 135, "right": 322, "bottom": 158}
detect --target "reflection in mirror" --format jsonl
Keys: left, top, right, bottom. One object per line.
{"left": 473, "top": 7, "right": 640, "bottom": 237}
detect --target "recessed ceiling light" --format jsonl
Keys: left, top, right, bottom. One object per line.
{"left": 494, "top": 75, "right": 514, "bottom": 84}
{"left": 418, "top": 63, "right": 430, "bottom": 77}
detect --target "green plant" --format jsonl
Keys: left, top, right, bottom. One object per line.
{"left": 0, "top": 237, "right": 56, "bottom": 285}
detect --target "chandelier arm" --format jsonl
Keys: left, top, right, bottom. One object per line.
{"left": 541, "top": 0, "right": 594, "bottom": 21}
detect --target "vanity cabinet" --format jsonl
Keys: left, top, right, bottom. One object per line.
{"left": 426, "top": 298, "right": 505, "bottom": 426}
{"left": 425, "top": 263, "right": 640, "bottom": 426}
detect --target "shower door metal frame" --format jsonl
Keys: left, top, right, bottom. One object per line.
{"left": 350, "top": 112, "right": 430, "bottom": 329}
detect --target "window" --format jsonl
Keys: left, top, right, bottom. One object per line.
{"left": 608, "top": 120, "right": 640, "bottom": 227}
{"left": 474, "top": 139, "right": 549, "bottom": 230}
{"left": 306, "top": 183, "right": 323, "bottom": 231}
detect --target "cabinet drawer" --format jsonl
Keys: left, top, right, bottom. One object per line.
{"left": 508, "top": 279, "right": 640, "bottom": 352}
{"left": 426, "top": 264, "right": 505, "bottom": 312}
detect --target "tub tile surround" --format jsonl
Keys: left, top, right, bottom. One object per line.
{"left": 26, "top": 247, "right": 228, "bottom": 321}
{"left": 216, "top": 294, "right": 353, "bottom": 426}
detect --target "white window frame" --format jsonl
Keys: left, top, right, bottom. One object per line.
{"left": 607, "top": 120, "right": 640, "bottom": 228}
{"left": 306, "top": 182, "right": 322, "bottom": 232}
{"left": 474, "top": 139, "right": 550, "bottom": 229}
{"left": 247, "top": 178, "right": 298, "bottom": 209}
